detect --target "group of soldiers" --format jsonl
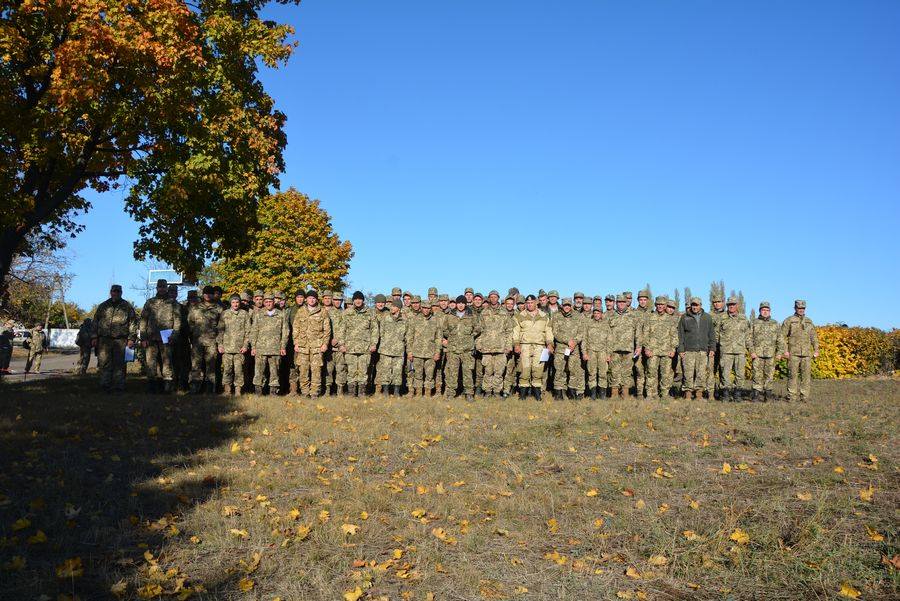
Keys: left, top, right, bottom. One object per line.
{"left": 90, "top": 280, "right": 820, "bottom": 403}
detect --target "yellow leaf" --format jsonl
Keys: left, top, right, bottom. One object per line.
{"left": 625, "top": 566, "right": 642, "bottom": 580}
{"left": 393, "top": 548, "right": 403, "bottom": 559}
{"left": 11, "top": 518, "right": 30, "bottom": 531}
{"left": 230, "top": 528, "right": 249, "bottom": 539}
{"left": 341, "top": 523, "right": 359, "bottom": 536}
{"left": 865, "top": 525, "right": 884, "bottom": 542}
{"left": 647, "top": 554, "right": 668, "bottom": 566}
{"left": 307, "top": 444, "right": 317, "bottom": 455}
{"left": 585, "top": 489, "right": 598, "bottom": 497}
{"left": 634, "top": 499, "right": 645, "bottom": 510}
{"left": 318, "top": 509, "right": 330, "bottom": 522}
{"left": 296, "top": 524, "right": 312, "bottom": 540}
{"left": 431, "top": 527, "right": 457, "bottom": 545}
{"left": 593, "top": 518, "right": 604, "bottom": 528}
{"left": 237, "top": 577, "right": 254, "bottom": 592}
{"left": 730, "top": 528, "right": 750, "bottom": 545}
{"left": 683, "top": 530, "right": 700, "bottom": 541}
{"left": 547, "top": 518, "right": 559, "bottom": 533}
{"left": 56, "top": 557, "right": 84, "bottom": 578}
{"left": 859, "top": 485, "right": 875, "bottom": 502}
{"left": 189, "top": 535, "right": 201, "bottom": 544}
{"left": 230, "top": 442, "right": 241, "bottom": 453}
{"left": 834, "top": 466, "right": 845, "bottom": 474}
{"left": 137, "top": 583, "right": 163, "bottom": 598}
{"left": 110, "top": 579, "right": 128, "bottom": 597}
{"left": 796, "top": 492, "right": 812, "bottom": 501}
{"left": 288, "top": 508, "right": 301, "bottom": 520}
{"left": 147, "top": 426, "right": 159, "bottom": 436}
{"left": 689, "top": 499, "right": 700, "bottom": 510}
{"left": 343, "top": 587, "right": 364, "bottom": 601}
{"left": 359, "top": 511, "right": 369, "bottom": 520}
{"left": 27, "top": 530, "right": 47, "bottom": 544}
{"left": 721, "top": 462, "right": 732, "bottom": 474}
{"left": 838, "top": 582, "right": 861, "bottom": 599}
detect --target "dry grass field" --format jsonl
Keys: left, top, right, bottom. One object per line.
{"left": 0, "top": 376, "right": 897, "bottom": 600}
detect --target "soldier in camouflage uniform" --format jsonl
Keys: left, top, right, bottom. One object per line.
{"left": 283, "top": 290, "right": 305, "bottom": 395}
{"left": 551, "top": 298, "right": 585, "bottom": 399}
{"left": 187, "top": 286, "right": 224, "bottom": 393}
{"left": 606, "top": 295, "right": 637, "bottom": 398}
{"left": 139, "top": 278, "right": 183, "bottom": 393}
{"left": 707, "top": 293, "right": 726, "bottom": 399}
{"left": 75, "top": 318, "right": 93, "bottom": 374}
{"left": 750, "top": 301, "right": 785, "bottom": 401}
{"left": 407, "top": 300, "right": 443, "bottom": 397}
{"left": 25, "top": 323, "right": 47, "bottom": 373}
{"left": 512, "top": 295, "right": 553, "bottom": 400}
{"left": 502, "top": 295, "right": 520, "bottom": 396}
{"left": 642, "top": 296, "right": 678, "bottom": 399}
{"left": 442, "top": 295, "right": 482, "bottom": 400}
{"left": 292, "top": 290, "right": 331, "bottom": 398}
{"left": 250, "top": 291, "right": 289, "bottom": 395}
{"left": 666, "top": 298, "right": 682, "bottom": 388}
{"left": 338, "top": 291, "right": 379, "bottom": 397}
{"left": 220, "top": 294, "right": 251, "bottom": 395}
{"left": 427, "top": 287, "right": 439, "bottom": 304}
{"left": 632, "top": 290, "right": 652, "bottom": 396}
{"left": 244, "top": 289, "right": 264, "bottom": 389}
{"left": 325, "top": 292, "right": 347, "bottom": 395}
{"left": 477, "top": 291, "right": 514, "bottom": 398}
{"left": 434, "top": 293, "right": 451, "bottom": 394}
{"left": 91, "top": 284, "right": 137, "bottom": 392}
{"left": 781, "top": 300, "right": 819, "bottom": 402}
{"left": 717, "top": 296, "right": 751, "bottom": 401}
{"left": 583, "top": 305, "right": 610, "bottom": 399}
{"left": 377, "top": 300, "right": 407, "bottom": 396}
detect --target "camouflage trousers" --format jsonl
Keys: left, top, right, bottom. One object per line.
{"left": 253, "top": 354, "right": 281, "bottom": 391}
{"left": 584, "top": 351, "right": 609, "bottom": 390}
{"left": 752, "top": 356, "right": 777, "bottom": 394}
{"left": 77, "top": 346, "right": 92, "bottom": 374}
{"left": 480, "top": 352, "right": 507, "bottom": 394}
{"left": 719, "top": 353, "right": 746, "bottom": 392}
{"left": 410, "top": 356, "right": 437, "bottom": 392}
{"left": 295, "top": 349, "right": 324, "bottom": 395}
{"left": 377, "top": 354, "right": 404, "bottom": 386}
{"left": 609, "top": 351, "right": 632, "bottom": 388}
{"left": 190, "top": 339, "right": 218, "bottom": 385}
{"left": 645, "top": 354, "right": 674, "bottom": 398}
{"left": 97, "top": 337, "right": 127, "bottom": 391}
{"left": 26, "top": 351, "right": 43, "bottom": 373}
{"left": 222, "top": 352, "right": 246, "bottom": 389}
{"left": 345, "top": 353, "right": 370, "bottom": 386}
{"left": 706, "top": 353, "right": 719, "bottom": 393}
{"left": 787, "top": 355, "right": 812, "bottom": 401}
{"left": 518, "top": 344, "right": 545, "bottom": 388}
{"left": 553, "top": 348, "right": 585, "bottom": 393}
{"left": 434, "top": 353, "right": 445, "bottom": 393}
{"left": 445, "top": 351, "right": 474, "bottom": 395}
{"left": 145, "top": 341, "right": 174, "bottom": 381}
{"left": 634, "top": 354, "right": 645, "bottom": 395}
{"left": 681, "top": 351, "right": 708, "bottom": 392}
{"left": 503, "top": 355, "right": 518, "bottom": 393}
{"left": 474, "top": 353, "right": 483, "bottom": 389}
{"left": 325, "top": 349, "right": 347, "bottom": 388}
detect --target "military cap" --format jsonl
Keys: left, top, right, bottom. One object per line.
{"left": 295, "top": 289, "right": 305, "bottom": 298}
{"left": 516, "top": 294, "right": 525, "bottom": 303}
{"left": 421, "top": 300, "right": 432, "bottom": 309}
{"left": 202, "top": 285, "right": 214, "bottom": 295}
{"left": 412, "top": 295, "right": 421, "bottom": 303}
{"left": 239, "top": 292, "right": 250, "bottom": 302}
{"left": 110, "top": 284, "right": 122, "bottom": 292}
{"left": 168, "top": 283, "right": 179, "bottom": 291}
{"left": 488, "top": 290, "right": 500, "bottom": 298}
{"left": 439, "top": 293, "right": 449, "bottom": 301}
{"left": 273, "top": 290, "right": 284, "bottom": 299}
{"left": 583, "top": 296, "right": 593, "bottom": 304}
{"left": 655, "top": 295, "right": 667, "bottom": 304}
{"left": 464, "top": 287, "right": 474, "bottom": 294}
{"left": 253, "top": 290, "right": 264, "bottom": 298}
{"left": 322, "top": 290, "right": 333, "bottom": 298}
{"left": 726, "top": 295, "right": 739, "bottom": 305}
{"left": 229, "top": 293, "right": 240, "bottom": 301}
{"left": 759, "top": 301, "right": 771, "bottom": 309}
{"left": 573, "top": 291, "right": 585, "bottom": 299}
{"left": 538, "top": 289, "right": 546, "bottom": 297}
{"left": 562, "top": 297, "right": 573, "bottom": 306}
{"left": 403, "top": 290, "right": 412, "bottom": 298}
{"left": 333, "top": 292, "right": 344, "bottom": 301}
{"left": 307, "top": 289, "right": 319, "bottom": 299}
{"left": 605, "top": 294, "right": 615, "bottom": 302}
{"left": 712, "top": 293, "right": 724, "bottom": 302}
{"left": 638, "top": 289, "right": 650, "bottom": 299}
{"left": 352, "top": 290, "right": 365, "bottom": 301}
{"left": 795, "top": 299, "right": 806, "bottom": 308}
{"left": 666, "top": 298, "right": 676, "bottom": 309}
{"left": 505, "top": 294, "right": 516, "bottom": 302}
{"left": 690, "top": 296, "right": 702, "bottom": 305}
{"left": 508, "top": 287, "right": 520, "bottom": 297}
{"left": 428, "top": 286, "right": 438, "bottom": 295}
{"left": 593, "top": 305, "right": 603, "bottom": 312}
{"left": 392, "top": 299, "right": 403, "bottom": 309}
{"left": 155, "top": 278, "right": 168, "bottom": 287}
{"left": 623, "top": 290, "right": 633, "bottom": 297}
{"left": 525, "top": 294, "right": 537, "bottom": 301}
{"left": 455, "top": 295, "right": 467, "bottom": 304}
{"left": 186, "top": 290, "right": 198, "bottom": 299}
{"left": 473, "top": 291, "right": 484, "bottom": 299}
{"left": 374, "top": 293, "right": 387, "bottom": 303}
{"left": 615, "top": 294, "right": 626, "bottom": 302}
{"left": 548, "top": 290, "right": 559, "bottom": 298}
{"left": 263, "top": 290, "right": 274, "bottom": 300}
{"left": 392, "top": 287, "right": 402, "bottom": 296}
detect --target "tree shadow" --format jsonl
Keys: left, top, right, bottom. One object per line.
{"left": 0, "top": 374, "right": 255, "bottom": 599}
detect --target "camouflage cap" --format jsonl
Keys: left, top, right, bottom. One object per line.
{"left": 583, "top": 296, "right": 593, "bottom": 304}
{"left": 690, "top": 296, "right": 702, "bottom": 305}
{"left": 505, "top": 294, "right": 516, "bottom": 302}
{"left": 229, "top": 293, "right": 240, "bottom": 301}
{"left": 239, "top": 292, "right": 250, "bottom": 302}
{"left": 488, "top": 290, "right": 500, "bottom": 298}
{"left": 548, "top": 290, "right": 559, "bottom": 298}
{"left": 759, "top": 301, "right": 771, "bottom": 309}
{"left": 428, "top": 287, "right": 438, "bottom": 295}
{"left": 562, "top": 297, "right": 573, "bottom": 306}
{"left": 473, "top": 291, "right": 484, "bottom": 299}
{"left": 666, "top": 298, "right": 676, "bottom": 309}
{"left": 655, "top": 295, "right": 667, "bottom": 305}
{"left": 538, "top": 289, "right": 546, "bottom": 297}
{"left": 155, "top": 278, "right": 168, "bottom": 287}
{"left": 726, "top": 295, "right": 739, "bottom": 305}
{"left": 465, "top": 287, "right": 474, "bottom": 294}
{"left": 263, "top": 290, "right": 275, "bottom": 300}
{"left": 392, "top": 287, "right": 402, "bottom": 296}
{"left": 439, "top": 293, "right": 449, "bottom": 301}
{"left": 392, "top": 299, "right": 403, "bottom": 309}
{"left": 374, "top": 293, "right": 387, "bottom": 303}
{"left": 412, "top": 295, "right": 421, "bottom": 303}
{"left": 516, "top": 294, "right": 525, "bottom": 303}
{"left": 403, "top": 290, "right": 412, "bottom": 298}
{"left": 638, "top": 289, "right": 650, "bottom": 299}
{"left": 615, "top": 294, "right": 626, "bottom": 302}
{"left": 795, "top": 299, "right": 806, "bottom": 308}
{"left": 421, "top": 300, "right": 432, "bottom": 309}
{"left": 110, "top": 284, "right": 123, "bottom": 292}
{"left": 712, "top": 293, "right": 724, "bottom": 302}
{"left": 253, "top": 290, "right": 264, "bottom": 298}
{"left": 322, "top": 290, "right": 333, "bottom": 298}
{"left": 508, "top": 287, "right": 520, "bottom": 297}
{"left": 573, "top": 291, "right": 585, "bottom": 299}
{"left": 273, "top": 290, "right": 284, "bottom": 299}
{"left": 333, "top": 292, "right": 344, "bottom": 301}
{"left": 622, "top": 290, "right": 632, "bottom": 297}
{"left": 605, "top": 294, "right": 615, "bottom": 302}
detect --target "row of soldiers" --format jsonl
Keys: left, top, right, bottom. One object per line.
{"left": 93, "top": 281, "right": 819, "bottom": 402}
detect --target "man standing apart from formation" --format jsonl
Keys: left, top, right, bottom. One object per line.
{"left": 91, "top": 284, "right": 137, "bottom": 393}
{"left": 26, "top": 322, "right": 48, "bottom": 373}
{"left": 677, "top": 297, "right": 716, "bottom": 399}
{"left": 75, "top": 318, "right": 93, "bottom": 374}
{"left": 782, "top": 300, "right": 819, "bottom": 402}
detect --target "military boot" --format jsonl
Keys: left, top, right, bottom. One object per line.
{"left": 389, "top": 385, "right": 398, "bottom": 398}
{"left": 235, "top": 388, "right": 243, "bottom": 397}
{"left": 146, "top": 379, "right": 158, "bottom": 394}
{"left": 574, "top": 391, "right": 584, "bottom": 400}
{"left": 519, "top": 387, "right": 529, "bottom": 400}
{"left": 682, "top": 390, "right": 690, "bottom": 399}
{"left": 163, "top": 380, "right": 173, "bottom": 394}
{"left": 599, "top": 387, "right": 607, "bottom": 399}
{"left": 206, "top": 382, "right": 217, "bottom": 394}
{"left": 254, "top": 385, "right": 264, "bottom": 395}
{"left": 465, "top": 393, "right": 474, "bottom": 402}
{"left": 189, "top": 381, "right": 201, "bottom": 394}
{"left": 533, "top": 387, "right": 542, "bottom": 401}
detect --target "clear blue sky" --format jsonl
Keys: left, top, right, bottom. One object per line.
{"left": 66, "top": 0, "right": 899, "bottom": 328}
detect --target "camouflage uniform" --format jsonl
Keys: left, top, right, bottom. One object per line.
{"left": 442, "top": 307, "right": 482, "bottom": 397}
{"left": 250, "top": 303, "right": 289, "bottom": 394}
{"left": 551, "top": 302, "right": 585, "bottom": 397}
{"left": 325, "top": 297, "right": 347, "bottom": 393}
{"left": 220, "top": 305, "right": 251, "bottom": 393}
{"left": 434, "top": 295, "right": 451, "bottom": 393}
{"left": 583, "top": 311, "right": 610, "bottom": 397}
{"left": 407, "top": 304, "right": 443, "bottom": 395}
{"left": 717, "top": 302, "right": 751, "bottom": 400}
{"left": 377, "top": 310, "right": 407, "bottom": 391}
{"left": 750, "top": 302, "right": 785, "bottom": 399}
{"left": 503, "top": 301, "right": 520, "bottom": 395}
{"left": 707, "top": 297, "right": 727, "bottom": 396}
{"left": 26, "top": 327, "right": 47, "bottom": 373}
{"left": 140, "top": 291, "right": 182, "bottom": 389}
{"left": 512, "top": 309, "right": 552, "bottom": 394}
{"left": 0, "top": 322, "right": 13, "bottom": 375}
{"left": 476, "top": 304, "right": 513, "bottom": 396}
{"left": 632, "top": 291, "right": 652, "bottom": 395}
{"left": 339, "top": 305, "right": 379, "bottom": 394}
{"left": 642, "top": 301, "right": 678, "bottom": 398}
{"left": 75, "top": 320, "right": 93, "bottom": 374}
{"left": 292, "top": 303, "right": 331, "bottom": 396}
{"left": 187, "top": 300, "right": 224, "bottom": 390}
{"left": 91, "top": 293, "right": 138, "bottom": 391}
{"left": 606, "top": 302, "right": 637, "bottom": 396}
{"left": 781, "top": 301, "right": 818, "bottom": 402}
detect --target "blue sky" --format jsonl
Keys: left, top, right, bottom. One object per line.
{"left": 66, "top": 0, "right": 899, "bottom": 327}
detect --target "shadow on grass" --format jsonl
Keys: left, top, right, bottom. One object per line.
{"left": 0, "top": 374, "right": 255, "bottom": 599}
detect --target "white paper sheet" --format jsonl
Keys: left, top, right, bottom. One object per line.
{"left": 159, "top": 329, "right": 174, "bottom": 344}
{"left": 124, "top": 346, "right": 135, "bottom": 362}
{"left": 539, "top": 348, "right": 550, "bottom": 363}
{"left": 564, "top": 348, "right": 571, "bottom": 357}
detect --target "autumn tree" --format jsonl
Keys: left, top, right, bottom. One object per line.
{"left": 0, "top": 0, "right": 299, "bottom": 291}
{"left": 208, "top": 189, "right": 353, "bottom": 294}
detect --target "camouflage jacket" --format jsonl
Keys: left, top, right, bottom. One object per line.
{"left": 632, "top": 307, "right": 652, "bottom": 348}
{"left": 220, "top": 308, "right": 252, "bottom": 353}
{"left": 250, "top": 308, "right": 289, "bottom": 354}
{"left": 512, "top": 310, "right": 552, "bottom": 346}
{"left": 327, "top": 306, "right": 345, "bottom": 350}
{"left": 606, "top": 310, "right": 637, "bottom": 353}
{"left": 583, "top": 318, "right": 609, "bottom": 355}
{"left": 443, "top": 308, "right": 482, "bottom": 354}
{"left": 642, "top": 312, "right": 678, "bottom": 355}
{"left": 292, "top": 305, "right": 331, "bottom": 352}
{"left": 339, "top": 307, "right": 380, "bottom": 354}
{"left": 188, "top": 301, "right": 224, "bottom": 343}
{"left": 28, "top": 328, "right": 47, "bottom": 353}
{"left": 476, "top": 306, "right": 513, "bottom": 354}
{"left": 717, "top": 313, "right": 751, "bottom": 354}
{"left": 781, "top": 314, "right": 819, "bottom": 356}
{"left": 550, "top": 310, "right": 583, "bottom": 346}
{"left": 407, "top": 313, "right": 442, "bottom": 359}
{"left": 750, "top": 317, "right": 785, "bottom": 358}
{"left": 91, "top": 298, "right": 137, "bottom": 341}
{"left": 710, "top": 309, "right": 727, "bottom": 349}
{"left": 140, "top": 295, "right": 183, "bottom": 342}
{"left": 378, "top": 313, "right": 407, "bottom": 357}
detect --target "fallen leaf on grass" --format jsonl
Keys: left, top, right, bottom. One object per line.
{"left": 730, "top": 528, "right": 750, "bottom": 545}
{"left": 343, "top": 587, "right": 364, "bottom": 601}
{"left": 721, "top": 462, "right": 732, "bottom": 474}
{"left": 859, "top": 485, "right": 875, "bottom": 502}
{"left": 647, "top": 554, "right": 668, "bottom": 566}
{"left": 55, "top": 557, "right": 83, "bottom": 578}
{"left": 865, "top": 525, "right": 884, "bottom": 542}
{"left": 838, "top": 582, "right": 861, "bottom": 599}
{"left": 585, "top": 489, "right": 598, "bottom": 497}
{"left": 432, "top": 528, "right": 457, "bottom": 545}
{"left": 237, "top": 577, "right": 254, "bottom": 592}
{"left": 341, "top": 523, "right": 359, "bottom": 536}
{"left": 230, "top": 528, "right": 249, "bottom": 539}
{"left": 796, "top": 492, "right": 812, "bottom": 501}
